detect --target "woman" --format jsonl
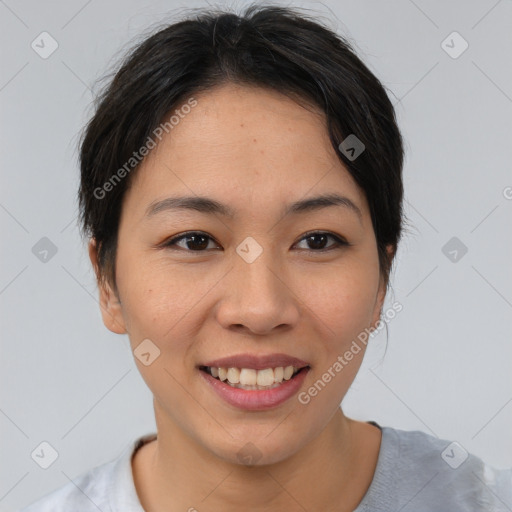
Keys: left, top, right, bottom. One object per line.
{"left": 20, "top": 4, "right": 511, "bottom": 511}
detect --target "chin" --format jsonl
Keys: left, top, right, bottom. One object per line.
{"left": 206, "top": 433, "right": 303, "bottom": 468}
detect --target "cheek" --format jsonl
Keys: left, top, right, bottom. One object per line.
{"left": 299, "top": 260, "right": 380, "bottom": 346}
{"left": 115, "top": 268, "right": 196, "bottom": 403}
{"left": 296, "top": 269, "right": 378, "bottom": 410}
{"left": 115, "top": 250, "right": 212, "bottom": 352}
{"left": 115, "top": 249, "right": 170, "bottom": 337}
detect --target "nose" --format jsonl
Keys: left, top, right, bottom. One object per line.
{"left": 215, "top": 248, "right": 301, "bottom": 336}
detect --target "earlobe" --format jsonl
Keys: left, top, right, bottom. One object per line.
{"left": 98, "top": 280, "right": 127, "bottom": 335}
{"left": 88, "top": 239, "right": 127, "bottom": 335}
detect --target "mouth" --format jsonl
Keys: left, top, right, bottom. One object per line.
{"left": 199, "top": 365, "right": 309, "bottom": 391}
{"left": 197, "top": 354, "right": 311, "bottom": 410}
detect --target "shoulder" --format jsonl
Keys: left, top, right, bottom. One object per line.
{"left": 18, "top": 460, "right": 115, "bottom": 512}
{"left": 358, "top": 425, "right": 512, "bottom": 512}
{"left": 18, "top": 433, "right": 155, "bottom": 512}
{"left": 18, "top": 454, "right": 121, "bottom": 512}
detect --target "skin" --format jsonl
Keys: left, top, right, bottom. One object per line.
{"left": 89, "top": 83, "right": 393, "bottom": 512}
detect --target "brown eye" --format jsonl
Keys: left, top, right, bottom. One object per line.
{"left": 295, "top": 231, "right": 348, "bottom": 252}
{"left": 163, "top": 232, "right": 219, "bottom": 251}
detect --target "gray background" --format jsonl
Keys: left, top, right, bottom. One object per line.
{"left": 1, "top": 0, "right": 511, "bottom": 510}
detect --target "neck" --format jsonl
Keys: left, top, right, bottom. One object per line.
{"left": 133, "top": 406, "right": 380, "bottom": 512}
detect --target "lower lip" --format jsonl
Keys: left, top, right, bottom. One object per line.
{"left": 199, "top": 368, "right": 310, "bottom": 411}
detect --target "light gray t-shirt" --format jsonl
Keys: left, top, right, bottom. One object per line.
{"left": 19, "top": 423, "right": 512, "bottom": 511}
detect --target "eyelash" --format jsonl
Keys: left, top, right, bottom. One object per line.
{"left": 161, "top": 230, "right": 349, "bottom": 253}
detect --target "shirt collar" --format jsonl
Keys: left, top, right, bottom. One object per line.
{"left": 109, "top": 432, "right": 157, "bottom": 511}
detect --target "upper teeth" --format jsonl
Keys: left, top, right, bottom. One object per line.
{"left": 210, "top": 366, "right": 299, "bottom": 386}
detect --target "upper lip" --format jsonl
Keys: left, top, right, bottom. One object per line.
{"left": 201, "top": 353, "right": 310, "bottom": 370}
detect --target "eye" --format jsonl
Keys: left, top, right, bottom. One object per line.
{"left": 162, "top": 231, "right": 220, "bottom": 251}
{"left": 161, "top": 230, "right": 348, "bottom": 252}
{"left": 294, "top": 231, "right": 349, "bottom": 252}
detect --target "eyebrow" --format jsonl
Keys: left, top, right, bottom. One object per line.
{"left": 145, "top": 193, "right": 363, "bottom": 222}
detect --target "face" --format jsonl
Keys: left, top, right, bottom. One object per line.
{"left": 91, "top": 83, "right": 389, "bottom": 465}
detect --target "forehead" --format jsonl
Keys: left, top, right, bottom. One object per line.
{"left": 124, "top": 83, "right": 369, "bottom": 221}
{"left": 161, "top": 83, "right": 333, "bottom": 162}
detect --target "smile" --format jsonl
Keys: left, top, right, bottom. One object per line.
{"left": 198, "top": 354, "right": 311, "bottom": 410}
{"left": 200, "top": 365, "right": 306, "bottom": 390}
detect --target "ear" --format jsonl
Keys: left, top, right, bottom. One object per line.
{"left": 88, "top": 238, "right": 127, "bottom": 335}
{"left": 371, "top": 244, "right": 395, "bottom": 328}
